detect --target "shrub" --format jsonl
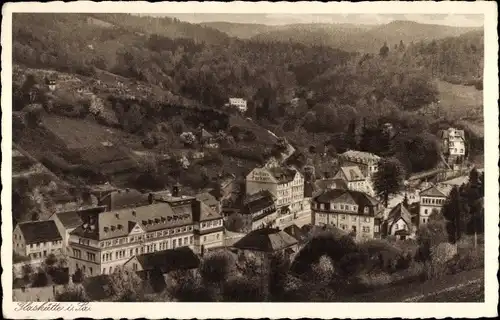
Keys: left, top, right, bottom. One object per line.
{"left": 200, "top": 251, "right": 235, "bottom": 284}
{"left": 56, "top": 284, "right": 90, "bottom": 302}
{"left": 32, "top": 270, "right": 50, "bottom": 287}
{"left": 222, "top": 276, "right": 266, "bottom": 302}
{"left": 446, "top": 247, "right": 484, "bottom": 274}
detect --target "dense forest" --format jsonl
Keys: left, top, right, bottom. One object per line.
{"left": 12, "top": 13, "right": 484, "bottom": 176}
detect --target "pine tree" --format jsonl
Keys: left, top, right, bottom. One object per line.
{"left": 441, "top": 186, "right": 468, "bottom": 243}
{"left": 379, "top": 42, "right": 389, "bottom": 58}
{"left": 373, "top": 157, "right": 406, "bottom": 207}
{"left": 346, "top": 118, "right": 357, "bottom": 150}
{"left": 402, "top": 193, "right": 409, "bottom": 209}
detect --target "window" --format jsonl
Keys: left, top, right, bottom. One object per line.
{"left": 352, "top": 216, "right": 357, "bottom": 221}
{"left": 133, "top": 263, "right": 138, "bottom": 271}
{"left": 184, "top": 237, "right": 188, "bottom": 245}
{"left": 204, "top": 236, "right": 207, "bottom": 242}
{"left": 362, "top": 226, "right": 370, "bottom": 233}
{"left": 89, "top": 267, "right": 93, "bottom": 275}
{"left": 173, "top": 239, "right": 177, "bottom": 248}
{"left": 341, "top": 215, "right": 346, "bottom": 220}
{"left": 190, "top": 236, "right": 193, "bottom": 244}
{"left": 395, "top": 224, "right": 399, "bottom": 230}
{"left": 130, "top": 249, "right": 134, "bottom": 256}
{"left": 424, "top": 209, "right": 428, "bottom": 214}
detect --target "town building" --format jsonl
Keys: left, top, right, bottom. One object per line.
{"left": 245, "top": 165, "right": 305, "bottom": 215}
{"left": 66, "top": 186, "right": 224, "bottom": 277}
{"left": 242, "top": 190, "right": 278, "bottom": 230}
{"left": 228, "top": 98, "right": 248, "bottom": 113}
{"left": 196, "top": 191, "right": 221, "bottom": 214}
{"left": 124, "top": 247, "right": 200, "bottom": 285}
{"left": 232, "top": 228, "right": 299, "bottom": 259}
{"left": 311, "top": 189, "right": 384, "bottom": 241}
{"left": 339, "top": 150, "right": 381, "bottom": 178}
{"left": 418, "top": 184, "right": 452, "bottom": 226}
{"left": 50, "top": 206, "right": 106, "bottom": 254}
{"left": 439, "top": 127, "right": 466, "bottom": 163}
{"left": 13, "top": 221, "right": 63, "bottom": 259}
{"left": 98, "top": 188, "right": 150, "bottom": 211}
{"left": 332, "top": 166, "right": 368, "bottom": 193}
{"left": 383, "top": 203, "right": 415, "bottom": 240}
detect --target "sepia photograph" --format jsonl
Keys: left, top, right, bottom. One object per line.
{"left": 1, "top": 1, "right": 498, "bottom": 319}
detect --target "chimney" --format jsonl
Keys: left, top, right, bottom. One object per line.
{"left": 172, "top": 182, "right": 181, "bottom": 197}
{"left": 115, "top": 213, "right": 120, "bottom": 219}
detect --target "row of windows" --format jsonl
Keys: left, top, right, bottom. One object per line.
{"left": 28, "top": 249, "right": 57, "bottom": 259}
{"left": 421, "top": 198, "right": 445, "bottom": 205}
{"left": 24, "top": 240, "right": 62, "bottom": 249}
{"left": 98, "top": 226, "right": 194, "bottom": 248}
{"left": 101, "top": 236, "right": 195, "bottom": 262}
{"left": 314, "top": 202, "right": 364, "bottom": 213}
{"left": 201, "top": 219, "right": 222, "bottom": 229}
{"left": 317, "top": 213, "right": 371, "bottom": 223}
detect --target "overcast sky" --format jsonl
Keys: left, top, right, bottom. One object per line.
{"left": 157, "top": 13, "right": 484, "bottom": 27}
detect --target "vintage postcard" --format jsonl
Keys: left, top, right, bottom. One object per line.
{"left": 1, "top": 1, "right": 498, "bottom": 319}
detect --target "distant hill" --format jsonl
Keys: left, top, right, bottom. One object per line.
{"left": 249, "top": 20, "right": 480, "bottom": 53}
{"left": 201, "top": 22, "right": 275, "bottom": 39}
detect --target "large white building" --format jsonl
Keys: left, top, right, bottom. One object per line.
{"left": 332, "top": 166, "right": 369, "bottom": 194}
{"left": 228, "top": 98, "right": 248, "bottom": 113}
{"left": 439, "top": 127, "right": 466, "bottom": 162}
{"left": 246, "top": 165, "right": 306, "bottom": 216}
{"left": 418, "top": 184, "right": 452, "bottom": 226}
{"left": 66, "top": 187, "right": 224, "bottom": 277}
{"left": 339, "top": 150, "right": 381, "bottom": 178}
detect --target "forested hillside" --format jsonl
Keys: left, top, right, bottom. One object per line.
{"left": 12, "top": 13, "right": 484, "bottom": 183}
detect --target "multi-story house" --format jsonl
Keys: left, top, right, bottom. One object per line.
{"left": 13, "top": 221, "right": 63, "bottom": 260}
{"left": 242, "top": 190, "right": 278, "bottom": 230}
{"left": 383, "top": 203, "right": 415, "bottom": 240}
{"left": 311, "top": 189, "right": 384, "bottom": 241}
{"left": 228, "top": 98, "right": 248, "bottom": 113}
{"left": 419, "top": 184, "right": 452, "bottom": 226}
{"left": 339, "top": 150, "right": 381, "bottom": 178}
{"left": 332, "top": 166, "right": 368, "bottom": 193}
{"left": 67, "top": 186, "right": 224, "bottom": 277}
{"left": 439, "top": 127, "right": 466, "bottom": 163}
{"left": 50, "top": 206, "right": 107, "bottom": 254}
{"left": 245, "top": 165, "right": 305, "bottom": 215}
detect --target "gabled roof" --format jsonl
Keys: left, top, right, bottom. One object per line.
{"left": 283, "top": 224, "right": 306, "bottom": 242}
{"left": 196, "top": 192, "right": 219, "bottom": 208}
{"left": 314, "top": 189, "right": 380, "bottom": 215}
{"left": 18, "top": 221, "right": 62, "bottom": 244}
{"left": 99, "top": 189, "right": 150, "bottom": 210}
{"left": 54, "top": 206, "right": 107, "bottom": 229}
{"left": 420, "top": 184, "right": 452, "bottom": 198}
{"left": 267, "top": 166, "right": 299, "bottom": 184}
{"left": 71, "top": 202, "right": 194, "bottom": 241}
{"left": 387, "top": 203, "right": 412, "bottom": 227}
{"left": 340, "top": 150, "right": 381, "bottom": 162}
{"left": 133, "top": 247, "right": 200, "bottom": 273}
{"left": 335, "top": 166, "right": 365, "bottom": 182}
{"left": 200, "top": 128, "right": 213, "bottom": 139}
{"left": 243, "top": 190, "right": 275, "bottom": 214}
{"left": 233, "top": 228, "right": 298, "bottom": 252}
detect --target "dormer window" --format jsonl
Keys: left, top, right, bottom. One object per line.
{"left": 161, "top": 217, "right": 166, "bottom": 223}
{"left": 148, "top": 219, "right": 153, "bottom": 225}
{"left": 142, "top": 220, "right": 147, "bottom": 225}
{"left": 110, "top": 226, "right": 116, "bottom": 231}
{"left": 155, "top": 218, "right": 160, "bottom": 224}
{"left": 117, "top": 224, "right": 123, "bottom": 230}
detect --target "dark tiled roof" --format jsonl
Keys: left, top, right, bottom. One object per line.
{"left": 233, "top": 228, "right": 298, "bottom": 252}
{"left": 55, "top": 206, "right": 107, "bottom": 229}
{"left": 336, "top": 166, "right": 365, "bottom": 182}
{"left": 313, "top": 189, "right": 381, "bottom": 216}
{"left": 18, "top": 221, "right": 62, "bottom": 244}
{"left": 283, "top": 224, "right": 305, "bottom": 242}
{"left": 268, "top": 166, "right": 298, "bottom": 184}
{"left": 420, "top": 184, "right": 452, "bottom": 198}
{"left": 196, "top": 192, "right": 219, "bottom": 208}
{"left": 71, "top": 201, "right": 194, "bottom": 241}
{"left": 387, "top": 203, "right": 412, "bottom": 227}
{"left": 134, "top": 247, "right": 200, "bottom": 273}
{"left": 243, "top": 190, "right": 275, "bottom": 215}
{"left": 99, "top": 189, "right": 150, "bottom": 210}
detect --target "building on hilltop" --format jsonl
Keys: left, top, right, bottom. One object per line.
{"left": 227, "top": 98, "right": 248, "bottom": 113}
{"left": 245, "top": 165, "right": 306, "bottom": 216}
{"left": 13, "top": 220, "right": 63, "bottom": 260}
{"left": 439, "top": 127, "right": 466, "bottom": 164}
{"left": 311, "top": 188, "right": 384, "bottom": 241}
{"left": 339, "top": 150, "right": 381, "bottom": 178}
{"left": 382, "top": 203, "right": 415, "bottom": 240}
{"left": 418, "top": 183, "right": 452, "bottom": 226}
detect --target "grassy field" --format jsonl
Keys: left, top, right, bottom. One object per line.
{"left": 435, "top": 80, "right": 484, "bottom": 137}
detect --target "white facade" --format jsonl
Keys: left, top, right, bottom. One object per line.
{"left": 419, "top": 195, "right": 446, "bottom": 225}
{"left": 229, "top": 98, "right": 248, "bottom": 113}
{"left": 442, "top": 128, "right": 466, "bottom": 157}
